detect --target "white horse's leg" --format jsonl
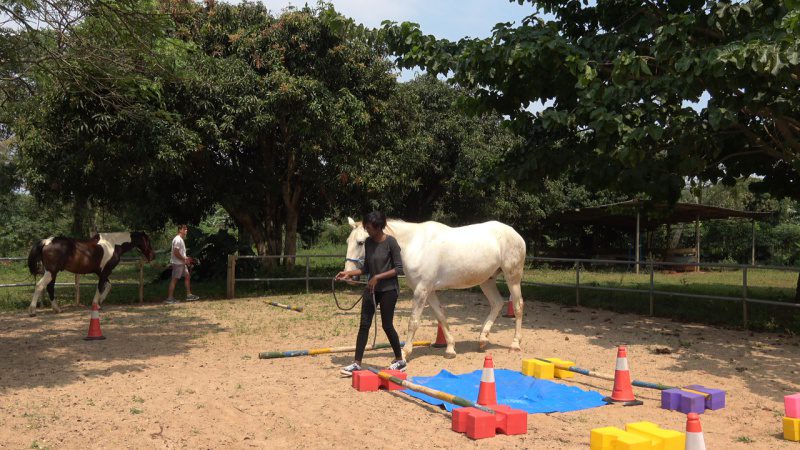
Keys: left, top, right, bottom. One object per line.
{"left": 402, "top": 285, "right": 430, "bottom": 361}
{"left": 508, "top": 277, "right": 524, "bottom": 351}
{"left": 426, "top": 291, "right": 457, "bottom": 358}
{"left": 98, "top": 281, "right": 111, "bottom": 306}
{"left": 478, "top": 279, "right": 505, "bottom": 349}
{"left": 29, "top": 271, "right": 52, "bottom": 316}
{"left": 90, "top": 285, "right": 103, "bottom": 309}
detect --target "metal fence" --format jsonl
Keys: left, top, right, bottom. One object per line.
{"left": 225, "top": 254, "right": 800, "bottom": 329}
{"left": 0, "top": 257, "right": 148, "bottom": 303}
{"left": 522, "top": 257, "right": 800, "bottom": 328}
{"left": 226, "top": 254, "right": 344, "bottom": 298}
{"left": 8, "top": 251, "right": 796, "bottom": 327}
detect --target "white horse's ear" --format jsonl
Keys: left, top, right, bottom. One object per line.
{"left": 347, "top": 217, "right": 357, "bottom": 228}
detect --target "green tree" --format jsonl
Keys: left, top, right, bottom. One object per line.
{"left": 171, "top": 3, "right": 404, "bottom": 263}
{"left": 380, "top": 1, "right": 800, "bottom": 203}
{"left": 12, "top": 0, "right": 213, "bottom": 233}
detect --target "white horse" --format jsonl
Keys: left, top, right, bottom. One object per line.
{"left": 343, "top": 218, "right": 526, "bottom": 359}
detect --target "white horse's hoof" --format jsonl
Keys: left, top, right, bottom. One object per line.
{"left": 510, "top": 343, "right": 521, "bottom": 352}
{"left": 479, "top": 340, "right": 489, "bottom": 350}
{"left": 444, "top": 350, "right": 457, "bottom": 359}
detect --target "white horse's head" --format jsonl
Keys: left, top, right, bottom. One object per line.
{"left": 343, "top": 217, "right": 368, "bottom": 273}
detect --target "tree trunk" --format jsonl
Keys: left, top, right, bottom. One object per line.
{"left": 282, "top": 180, "right": 301, "bottom": 268}
{"left": 281, "top": 138, "right": 301, "bottom": 267}
{"left": 70, "top": 195, "right": 91, "bottom": 237}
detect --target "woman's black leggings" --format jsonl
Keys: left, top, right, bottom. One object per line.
{"left": 355, "top": 289, "right": 402, "bottom": 362}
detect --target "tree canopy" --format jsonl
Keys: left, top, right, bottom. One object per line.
{"left": 381, "top": 0, "right": 800, "bottom": 203}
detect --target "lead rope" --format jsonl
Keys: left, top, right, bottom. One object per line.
{"left": 332, "top": 278, "right": 378, "bottom": 348}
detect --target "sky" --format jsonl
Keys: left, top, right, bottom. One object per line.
{"left": 255, "top": 0, "right": 540, "bottom": 82}
{"left": 258, "top": 0, "right": 538, "bottom": 41}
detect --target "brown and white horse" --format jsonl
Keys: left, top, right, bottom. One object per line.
{"left": 26, "top": 232, "right": 155, "bottom": 316}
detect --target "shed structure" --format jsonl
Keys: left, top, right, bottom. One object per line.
{"left": 548, "top": 200, "right": 775, "bottom": 273}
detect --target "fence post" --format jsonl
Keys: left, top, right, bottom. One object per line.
{"left": 227, "top": 255, "right": 236, "bottom": 299}
{"left": 305, "top": 255, "right": 310, "bottom": 294}
{"left": 74, "top": 274, "right": 81, "bottom": 306}
{"left": 575, "top": 262, "right": 581, "bottom": 307}
{"left": 649, "top": 262, "right": 654, "bottom": 316}
{"left": 138, "top": 260, "right": 144, "bottom": 304}
{"left": 742, "top": 267, "right": 748, "bottom": 329}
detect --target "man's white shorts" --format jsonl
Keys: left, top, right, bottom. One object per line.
{"left": 172, "top": 264, "right": 189, "bottom": 279}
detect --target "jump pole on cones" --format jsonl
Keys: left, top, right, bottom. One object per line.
{"left": 366, "top": 367, "right": 495, "bottom": 414}
{"left": 259, "top": 340, "right": 432, "bottom": 359}
{"left": 534, "top": 358, "right": 675, "bottom": 391}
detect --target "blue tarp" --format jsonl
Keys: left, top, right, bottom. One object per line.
{"left": 404, "top": 369, "right": 607, "bottom": 414}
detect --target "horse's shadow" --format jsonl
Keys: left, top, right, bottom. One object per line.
{"left": 0, "top": 304, "right": 225, "bottom": 391}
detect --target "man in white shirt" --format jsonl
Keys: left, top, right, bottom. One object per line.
{"left": 165, "top": 224, "right": 199, "bottom": 303}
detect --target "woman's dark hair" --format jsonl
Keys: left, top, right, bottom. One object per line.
{"left": 363, "top": 211, "right": 387, "bottom": 230}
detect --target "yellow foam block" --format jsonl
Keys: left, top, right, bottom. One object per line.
{"left": 544, "top": 357, "right": 576, "bottom": 379}
{"left": 522, "top": 359, "right": 554, "bottom": 379}
{"left": 590, "top": 426, "right": 627, "bottom": 450}
{"left": 785, "top": 416, "right": 800, "bottom": 442}
{"left": 611, "top": 432, "right": 651, "bottom": 450}
{"left": 626, "top": 422, "right": 686, "bottom": 450}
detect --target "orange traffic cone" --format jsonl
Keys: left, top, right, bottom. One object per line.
{"left": 477, "top": 354, "right": 498, "bottom": 406}
{"left": 432, "top": 323, "right": 447, "bottom": 348}
{"left": 685, "top": 413, "right": 706, "bottom": 450}
{"left": 502, "top": 300, "right": 514, "bottom": 317}
{"left": 84, "top": 303, "right": 106, "bottom": 340}
{"left": 604, "top": 346, "right": 641, "bottom": 405}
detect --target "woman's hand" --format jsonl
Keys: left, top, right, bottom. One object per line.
{"left": 367, "top": 276, "right": 379, "bottom": 293}
{"left": 336, "top": 271, "right": 351, "bottom": 280}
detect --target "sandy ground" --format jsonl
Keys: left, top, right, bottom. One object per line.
{"left": 1, "top": 290, "right": 799, "bottom": 449}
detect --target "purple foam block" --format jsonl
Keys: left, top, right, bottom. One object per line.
{"left": 661, "top": 388, "right": 683, "bottom": 410}
{"left": 679, "top": 391, "right": 706, "bottom": 414}
{"left": 685, "top": 384, "right": 726, "bottom": 410}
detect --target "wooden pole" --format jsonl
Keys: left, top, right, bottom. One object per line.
{"left": 265, "top": 301, "right": 303, "bottom": 312}
{"left": 742, "top": 267, "right": 749, "bottom": 329}
{"left": 138, "top": 260, "right": 144, "bottom": 304}
{"left": 367, "top": 367, "right": 496, "bottom": 413}
{"left": 227, "top": 255, "right": 236, "bottom": 299}
{"left": 635, "top": 212, "right": 640, "bottom": 274}
{"left": 305, "top": 255, "right": 310, "bottom": 294}
{"left": 259, "top": 341, "right": 432, "bottom": 359}
{"left": 649, "top": 262, "right": 655, "bottom": 316}
{"left": 575, "top": 263, "right": 580, "bottom": 307}
{"left": 694, "top": 215, "right": 700, "bottom": 273}
{"left": 74, "top": 274, "right": 81, "bottom": 306}
{"left": 751, "top": 219, "right": 756, "bottom": 266}
{"left": 535, "top": 358, "right": 675, "bottom": 391}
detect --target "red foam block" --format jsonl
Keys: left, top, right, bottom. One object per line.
{"left": 452, "top": 407, "right": 479, "bottom": 432}
{"left": 452, "top": 405, "right": 528, "bottom": 439}
{"left": 466, "top": 409, "right": 497, "bottom": 439}
{"left": 352, "top": 371, "right": 381, "bottom": 392}
{"left": 491, "top": 405, "right": 528, "bottom": 435}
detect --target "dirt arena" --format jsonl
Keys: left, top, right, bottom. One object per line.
{"left": 1, "top": 291, "right": 798, "bottom": 449}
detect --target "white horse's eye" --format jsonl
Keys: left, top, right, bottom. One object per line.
{"left": 357, "top": 241, "right": 364, "bottom": 246}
